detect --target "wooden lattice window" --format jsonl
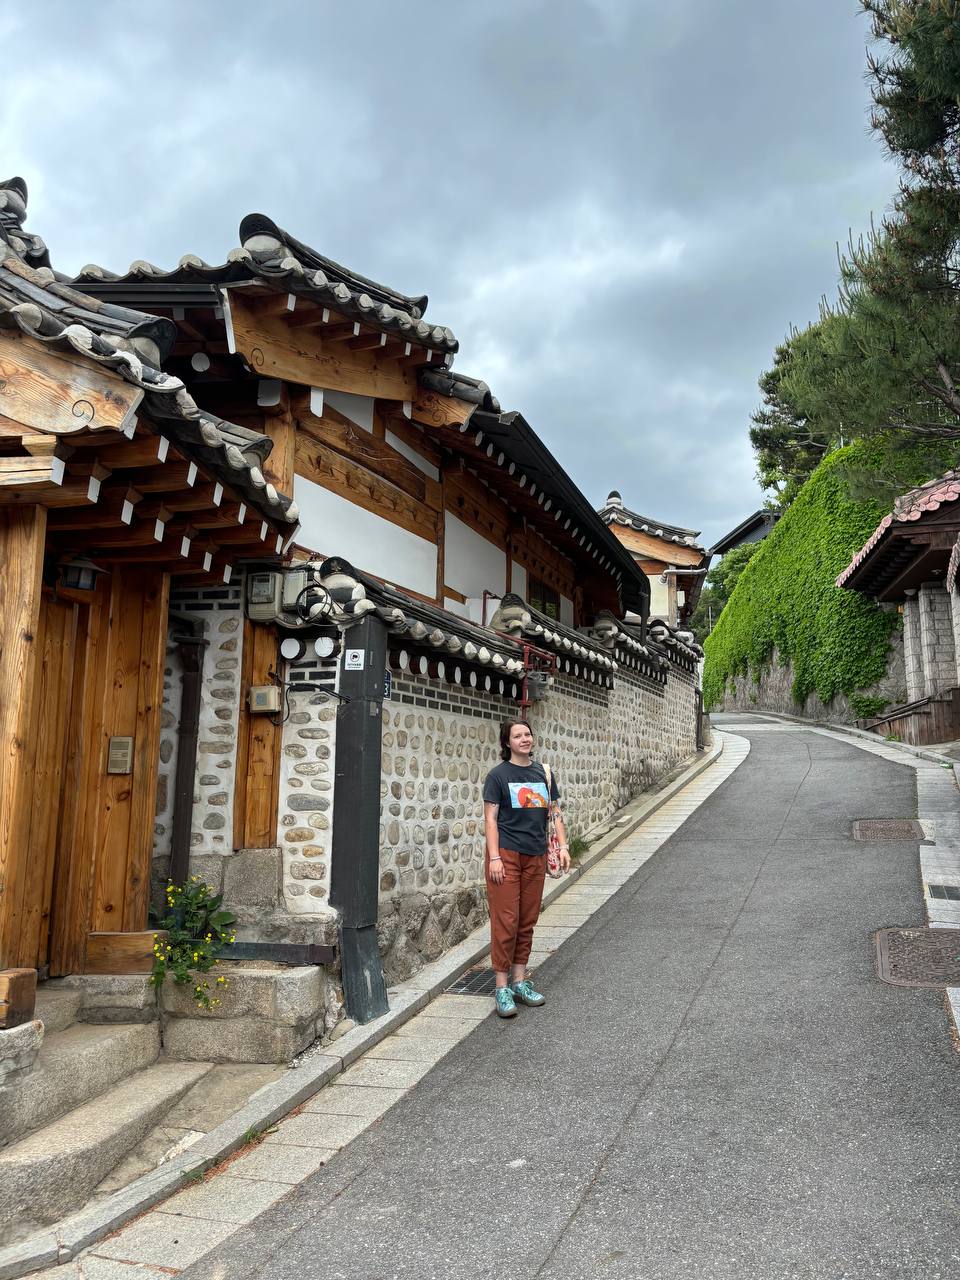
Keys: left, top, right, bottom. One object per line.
{"left": 528, "top": 575, "right": 560, "bottom": 620}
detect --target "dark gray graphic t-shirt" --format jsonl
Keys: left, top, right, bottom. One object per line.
{"left": 482, "top": 761, "right": 560, "bottom": 857}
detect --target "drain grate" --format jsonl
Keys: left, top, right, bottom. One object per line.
{"left": 852, "top": 819, "right": 924, "bottom": 841}
{"left": 875, "top": 927, "right": 960, "bottom": 986}
{"left": 447, "top": 966, "right": 498, "bottom": 996}
{"left": 928, "top": 884, "right": 960, "bottom": 901}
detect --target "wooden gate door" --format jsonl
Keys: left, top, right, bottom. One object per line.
{"left": 19, "top": 592, "right": 82, "bottom": 975}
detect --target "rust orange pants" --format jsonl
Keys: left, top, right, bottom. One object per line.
{"left": 486, "top": 848, "right": 547, "bottom": 973}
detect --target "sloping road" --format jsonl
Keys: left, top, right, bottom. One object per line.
{"left": 182, "top": 721, "right": 960, "bottom": 1280}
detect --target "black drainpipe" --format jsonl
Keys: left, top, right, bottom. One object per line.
{"left": 169, "top": 614, "right": 208, "bottom": 887}
{"left": 330, "top": 611, "right": 389, "bottom": 1023}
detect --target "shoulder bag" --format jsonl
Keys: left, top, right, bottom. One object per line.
{"left": 541, "top": 761, "right": 564, "bottom": 878}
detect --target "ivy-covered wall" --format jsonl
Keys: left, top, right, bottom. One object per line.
{"left": 703, "top": 446, "right": 903, "bottom": 714}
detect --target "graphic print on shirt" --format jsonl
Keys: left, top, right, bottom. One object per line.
{"left": 508, "top": 781, "right": 550, "bottom": 809}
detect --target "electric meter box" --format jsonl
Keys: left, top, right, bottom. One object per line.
{"left": 246, "top": 571, "right": 282, "bottom": 620}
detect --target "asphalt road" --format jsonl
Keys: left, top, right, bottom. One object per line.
{"left": 183, "top": 720, "right": 960, "bottom": 1280}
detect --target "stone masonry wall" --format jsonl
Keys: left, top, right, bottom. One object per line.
{"left": 719, "top": 628, "right": 907, "bottom": 723}
{"left": 278, "top": 687, "right": 338, "bottom": 918}
{"left": 918, "top": 582, "right": 957, "bottom": 696}
{"left": 903, "top": 596, "right": 923, "bottom": 702}
{"left": 375, "top": 661, "right": 699, "bottom": 982}
{"left": 950, "top": 591, "right": 960, "bottom": 684}
{"left": 153, "top": 585, "right": 244, "bottom": 902}
{"left": 376, "top": 675, "right": 510, "bottom": 981}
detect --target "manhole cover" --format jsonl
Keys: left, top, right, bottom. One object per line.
{"left": 853, "top": 819, "right": 924, "bottom": 841}
{"left": 447, "top": 966, "right": 498, "bottom": 996}
{"left": 875, "top": 928, "right": 960, "bottom": 986}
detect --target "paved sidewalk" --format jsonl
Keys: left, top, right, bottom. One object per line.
{"left": 31, "top": 739, "right": 747, "bottom": 1279}
{"left": 37, "top": 721, "right": 960, "bottom": 1278}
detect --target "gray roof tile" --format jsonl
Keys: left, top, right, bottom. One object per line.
{"left": 0, "top": 177, "right": 298, "bottom": 527}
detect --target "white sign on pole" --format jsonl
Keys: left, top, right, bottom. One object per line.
{"left": 344, "top": 649, "right": 365, "bottom": 671}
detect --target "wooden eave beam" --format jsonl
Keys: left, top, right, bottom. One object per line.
{"left": 877, "top": 545, "right": 947, "bottom": 601}
{"left": 411, "top": 390, "right": 477, "bottom": 430}
{"left": 0, "top": 329, "right": 143, "bottom": 437}
{"left": 294, "top": 398, "right": 438, "bottom": 508}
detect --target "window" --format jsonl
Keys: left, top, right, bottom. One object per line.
{"left": 528, "top": 575, "right": 560, "bottom": 620}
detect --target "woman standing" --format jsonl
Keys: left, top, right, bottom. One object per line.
{"left": 482, "top": 718, "right": 570, "bottom": 1018}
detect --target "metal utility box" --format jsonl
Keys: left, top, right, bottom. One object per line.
{"left": 246, "top": 571, "right": 282, "bottom": 621}
{"left": 247, "top": 684, "right": 282, "bottom": 713}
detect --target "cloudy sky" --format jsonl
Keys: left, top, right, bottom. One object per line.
{"left": 3, "top": 1, "right": 896, "bottom": 548}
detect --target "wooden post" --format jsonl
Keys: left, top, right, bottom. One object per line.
{"left": 259, "top": 383, "right": 296, "bottom": 494}
{"left": 234, "top": 619, "right": 282, "bottom": 849}
{"left": 0, "top": 506, "right": 47, "bottom": 969}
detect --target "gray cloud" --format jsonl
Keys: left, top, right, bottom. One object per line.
{"left": 3, "top": 0, "right": 897, "bottom": 545}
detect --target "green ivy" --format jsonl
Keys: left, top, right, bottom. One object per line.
{"left": 847, "top": 693, "right": 890, "bottom": 720}
{"left": 703, "top": 444, "right": 905, "bottom": 711}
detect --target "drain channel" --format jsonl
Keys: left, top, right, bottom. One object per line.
{"left": 447, "top": 966, "right": 498, "bottom": 996}
{"left": 853, "top": 819, "right": 924, "bottom": 841}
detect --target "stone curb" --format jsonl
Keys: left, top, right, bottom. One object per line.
{"left": 0, "top": 738, "right": 724, "bottom": 1280}
{"left": 742, "top": 711, "right": 960, "bottom": 772}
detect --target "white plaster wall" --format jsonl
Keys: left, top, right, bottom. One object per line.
{"left": 444, "top": 596, "right": 470, "bottom": 619}
{"left": 385, "top": 428, "right": 440, "bottom": 480}
{"left": 295, "top": 474, "right": 438, "bottom": 598}
{"left": 648, "top": 575, "right": 670, "bottom": 620}
{"left": 444, "top": 513, "right": 506, "bottom": 600}
{"left": 511, "top": 561, "right": 527, "bottom": 600}
{"left": 560, "top": 594, "right": 574, "bottom": 626}
{"left": 324, "top": 390, "right": 374, "bottom": 431}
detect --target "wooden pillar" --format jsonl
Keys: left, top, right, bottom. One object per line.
{"left": 234, "top": 618, "right": 282, "bottom": 849}
{"left": 259, "top": 383, "right": 296, "bottom": 494}
{"left": 0, "top": 506, "right": 47, "bottom": 969}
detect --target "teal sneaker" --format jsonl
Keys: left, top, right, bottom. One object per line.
{"left": 511, "top": 978, "right": 545, "bottom": 1007}
{"left": 494, "top": 986, "right": 518, "bottom": 1018}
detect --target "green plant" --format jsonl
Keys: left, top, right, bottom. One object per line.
{"left": 702, "top": 443, "right": 942, "bottom": 712}
{"left": 568, "top": 836, "right": 590, "bottom": 859}
{"left": 848, "top": 693, "right": 890, "bottom": 720}
{"left": 149, "top": 877, "right": 237, "bottom": 1010}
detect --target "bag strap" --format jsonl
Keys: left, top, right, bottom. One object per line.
{"left": 542, "top": 762, "right": 556, "bottom": 812}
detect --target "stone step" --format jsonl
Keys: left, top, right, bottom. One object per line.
{"left": 0, "top": 1060, "right": 212, "bottom": 1244}
{"left": 95, "top": 1061, "right": 283, "bottom": 1195}
{"left": 34, "top": 982, "right": 82, "bottom": 1035}
{"left": 0, "top": 1020, "right": 161, "bottom": 1147}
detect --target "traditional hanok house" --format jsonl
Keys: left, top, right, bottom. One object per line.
{"left": 68, "top": 208, "right": 703, "bottom": 1035}
{"left": 0, "top": 179, "right": 297, "bottom": 985}
{"left": 837, "top": 471, "right": 960, "bottom": 744}
{"left": 598, "top": 490, "right": 709, "bottom": 627}
{"left": 0, "top": 182, "right": 303, "bottom": 1241}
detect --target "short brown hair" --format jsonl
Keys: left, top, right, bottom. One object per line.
{"left": 499, "top": 718, "right": 533, "bottom": 761}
